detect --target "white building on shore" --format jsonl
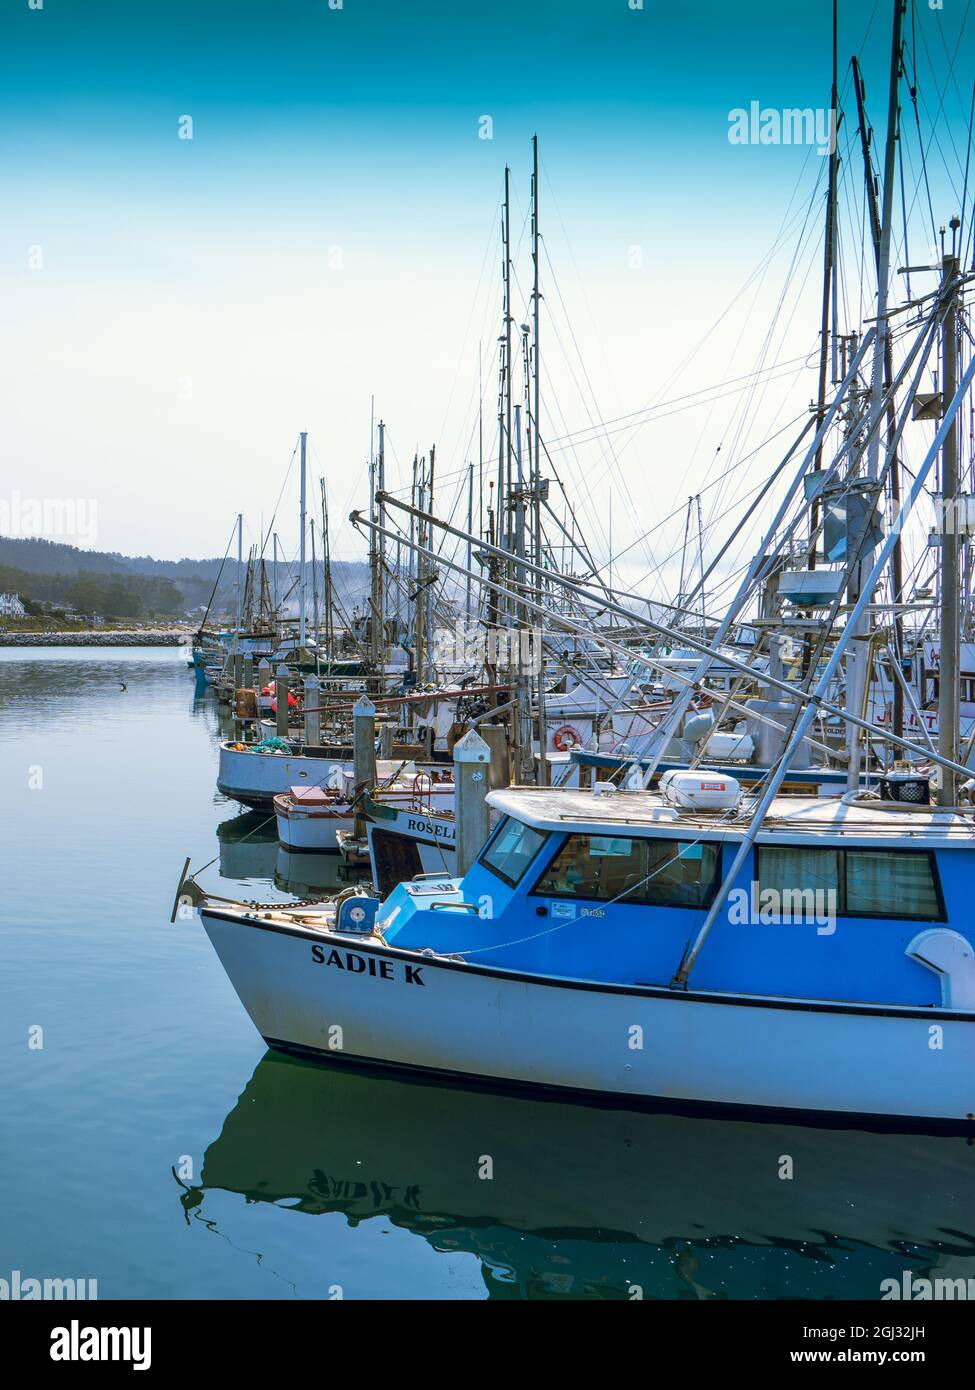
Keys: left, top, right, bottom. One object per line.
{"left": 0, "top": 593, "right": 26, "bottom": 618}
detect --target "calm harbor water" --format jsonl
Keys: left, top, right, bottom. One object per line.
{"left": 2, "top": 646, "right": 974, "bottom": 1301}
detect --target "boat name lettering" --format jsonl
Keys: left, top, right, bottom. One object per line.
{"left": 311, "top": 943, "right": 425, "bottom": 986}
{"left": 406, "top": 816, "right": 454, "bottom": 840}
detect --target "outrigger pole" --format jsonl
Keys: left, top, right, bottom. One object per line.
{"left": 671, "top": 348, "right": 975, "bottom": 989}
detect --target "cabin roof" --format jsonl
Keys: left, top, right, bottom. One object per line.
{"left": 486, "top": 787, "right": 975, "bottom": 849}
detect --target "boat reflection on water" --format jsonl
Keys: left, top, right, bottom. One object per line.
{"left": 274, "top": 847, "right": 365, "bottom": 897}
{"left": 216, "top": 815, "right": 370, "bottom": 896}
{"left": 216, "top": 812, "right": 279, "bottom": 882}
{"left": 196, "top": 1052, "right": 975, "bottom": 1300}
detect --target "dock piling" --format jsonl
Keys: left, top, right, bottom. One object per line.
{"left": 304, "top": 675, "right": 321, "bottom": 747}
{"left": 275, "top": 665, "right": 290, "bottom": 738}
{"left": 453, "top": 728, "right": 491, "bottom": 875}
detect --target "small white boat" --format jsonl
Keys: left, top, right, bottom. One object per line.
{"left": 274, "top": 783, "right": 355, "bottom": 853}
{"left": 275, "top": 773, "right": 455, "bottom": 855}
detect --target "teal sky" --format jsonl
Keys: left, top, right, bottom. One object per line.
{"left": 1, "top": 0, "right": 971, "bottom": 580}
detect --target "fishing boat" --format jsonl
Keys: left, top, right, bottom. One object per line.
{"left": 274, "top": 770, "right": 454, "bottom": 854}
{"left": 186, "top": 773, "right": 975, "bottom": 1130}
{"left": 362, "top": 787, "right": 458, "bottom": 891}
{"left": 273, "top": 782, "right": 356, "bottom": 853}
{"left": 217, "top": 741, "right": 357, "bottom": 810}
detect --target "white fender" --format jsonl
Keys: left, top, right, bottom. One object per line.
{"left": 906, "top": 929, "right": 975, "bottom": 1009}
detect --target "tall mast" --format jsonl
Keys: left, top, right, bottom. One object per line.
{"left": 235, "top": 513, "right": 243, "bottom": 629}
{"left": 478, "top": 343, "right": 484, "bottom": 548}
{"left": 852, "top": 52, "right": 907, "bottom": 741}
{"left": 272, "top": 532, "right": 278, "bottom": 620}
{"left": 411, "top": 454, "right": 420, "bottom": 677}
{"left": 415, "top": 455, "right": 426, "bottom": 683}
{"left": 867, "top": 0, "right": 904, "bottom": 482}
{"left": 847, "top": 0, "right": 905, "bottom": 790}
{"left": 426, "top": 442, "right": 436, "bottom": 682}
{"left": 320, "top": 478, "right": 333, "bottom": 663}
{"left": 531, "top": 133, "right": 548, "bottom": 780}
{"left": 375, "top": 418, "right": 386, "bottom": 683}
{"left": 810, "top": 0, "right": 839, "bottom": 550}
{"left": 310, "top": 518, "right": 319, "bottom": 648}
{"left": 298, "top": 431, "right": 308, "bottom": 648}
{"left": 937, "top": 248, "right": 962, "bottom": 804}
{"left": 502, "top": 165, "right": 513, "bottom": 605}
{"left": 367, "top": 407, "right": 382, "bottom": 676}
{"left": 465, "top": 461, "right": 474, "bottom": 626}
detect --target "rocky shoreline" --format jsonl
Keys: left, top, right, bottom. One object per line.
{"left": 0, "top": 629, "right": 194, "bottom": 647}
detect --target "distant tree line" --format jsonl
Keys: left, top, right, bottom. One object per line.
{"left": 0, "top": 563, "right": 184, "bottom": 620}
{"left": 0, "top": 537, "right": 371, "bottom": 617}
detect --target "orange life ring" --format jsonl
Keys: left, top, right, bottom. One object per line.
{"left": 552, "top": 724, "right": 582, "bottom": 752}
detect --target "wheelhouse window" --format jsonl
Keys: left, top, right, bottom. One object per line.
{"left": 479, "top": 817, "right": 549, "bottom": 886}
{"left": 757, "top": 845, "right": 944, "bottom": 921}
{"left": 531, "top": 834, "right": 721, "bottom": 909}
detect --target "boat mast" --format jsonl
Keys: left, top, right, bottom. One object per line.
{"left": 810, "top": 0, "right": 839, "bottom": 554}
{"left": 320, "top": 478, "right": 334, "bottom": 664}
{"left": 531, "top": 133, "right": 549, "bottom": 781}
{"left": 501, "top": 165, "right": 513, "bottom": 613}
{"left": 938, "top": 243, "right": 962, "bottom": 804}
{"left": 235, "top": 512, "right": 243, "bottom": 629}
{"left": 846, "top": 0, "right": 905, "bottom": 790}
{"left": 478, "top": 343, "right": 484, "bottom": 552}
{"left": 465, "top": 460, "right": 473, "bottom": 627}
{"left": 378, "top": 418, "right": 386, "bottom": 682}
{"left": 298, "top": 431, "right": 308, "bottom": 648}
{"left": 852, "top": 52, "right": 907, "bottom": 741}
{"left": 310, "top": 518, "right": 319, "bottom": 650}
{"left": 272, "top": 532, "right": 279, "bottom": 622}
{"left": 426, "top": 442, "right": 436, "bottom": 682}
{"left": 412, "top": 454, "right": 422, "bottom": 679}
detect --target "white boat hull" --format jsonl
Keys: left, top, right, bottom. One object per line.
{"left": 218, "top": 743, "right": 353, "bottom": 808}
{"left": 275, "top": 807, "right": 352, "bottom": 852}
{"left": 365, "top": 803, "right": 457, "bottom": 877}
{"left": 199, "top": 910, "right": 975, "bottom": 1129}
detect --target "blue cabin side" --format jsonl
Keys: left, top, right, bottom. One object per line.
{"left": 377, "top": 815, "right": 971, "bottom": 1007}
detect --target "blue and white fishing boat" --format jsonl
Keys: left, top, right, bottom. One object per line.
{"left": 187, "top": 773, "right": 975, "bottom": 1131}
